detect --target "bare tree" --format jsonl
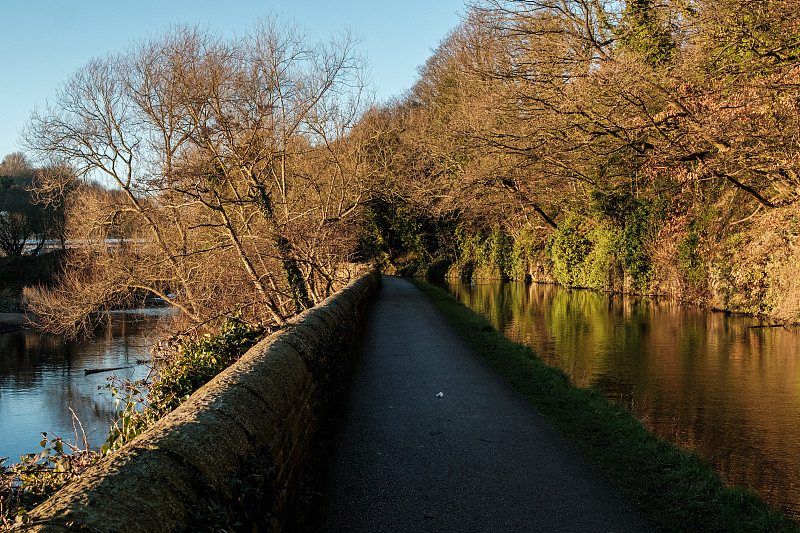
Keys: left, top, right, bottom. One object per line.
{"left": 24, "top": 18, "right": 370, "bottom": 337}
{"left": 0, "top": 153, "right": 33, "bottom": 177}
{"left": 0, "top": 153, "right": 68, "bottom": 255}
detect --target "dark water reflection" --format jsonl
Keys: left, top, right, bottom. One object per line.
{"left": 444, "top": 280, "right": 800, "bottom": 519}
{"left": 0, "top": 311, "right": 162, "bottom": 462}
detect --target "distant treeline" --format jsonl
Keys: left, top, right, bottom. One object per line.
{"left": 0, "top": 153, "right": 69, "bottom": 257}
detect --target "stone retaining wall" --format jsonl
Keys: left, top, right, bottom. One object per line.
{"left": 24, "top": 270, "right": 381, "bottom": 532}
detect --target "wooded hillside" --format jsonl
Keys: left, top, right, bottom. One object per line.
{"left": 18, "top": 1, "right": 800, "bottom": 335}
{"left": 362, "top": 0, "right": 800, "bottom": 323}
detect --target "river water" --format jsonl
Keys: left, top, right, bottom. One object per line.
{"left": 0, "top": 311, "right": 162, "bottom": 463}
{"left": 443, "top": 280, "right": 800, "bottom": 520}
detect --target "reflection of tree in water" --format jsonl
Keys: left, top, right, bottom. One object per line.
{"left": 0, "top": 331, "right": 74, "bottom": 387}
{"left": 0, "top": 315, "right": 156, "bottom": 387}
{"left": 445, "top": 279, "right": 800, "bottom": 519}
{"left": 40, "top": 380, "right": 116, "bottom": 436}
{"left": 0, "top": 313, "right": 159, "bottom": 456}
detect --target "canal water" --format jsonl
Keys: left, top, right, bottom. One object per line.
{"left": 0, "top": 311, "right": 162, "bottom": 463}
{"left": 443, "top": 279, "right": 800, "bottom": 520}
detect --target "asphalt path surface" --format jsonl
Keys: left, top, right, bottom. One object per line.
{"left": 318, "top": 276, "right": 659, "bottom": 532}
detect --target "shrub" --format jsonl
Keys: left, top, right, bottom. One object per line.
{"left": 582, "top": 224, "right": 624, "bottom": 291}
{"left": 677, "top": 227, "right": 708, "bottom": 290}
{"left": 450, "top": 225, "right": 515, "bottom": 281}
{"left": 546, "top": 214, "right": 592, "bottom": 287}
{"left": 510, "top": 227, "right": 538, "bottom": 282}
{"left": 591, "top": 190, "right": 657, "bottom": 292}
{"left": 1, "top": 426, "right": 99, "bottom": 529}
{"left": 619, "top": 202, "right": 656, "bottom": 291}
{"left": 103, "top": 314, "right": 268, "bottom": 455}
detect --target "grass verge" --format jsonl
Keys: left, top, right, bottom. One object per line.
{"left": 409, "top": 278, "right": 798, "bottom": 533}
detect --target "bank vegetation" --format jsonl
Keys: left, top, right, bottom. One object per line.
{"left": 362, "top": 0, "right": 800, "bottom": 325}
{"left": 2, "top": 0, "right": 800, "bottom": 529}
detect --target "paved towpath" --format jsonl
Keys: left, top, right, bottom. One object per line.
{"left": 318, "top": 276, "right": 659, "bottom": 532}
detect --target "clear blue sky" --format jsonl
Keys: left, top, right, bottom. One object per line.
{"left": 0, "top": 0, "right": 467, "bottom": 160}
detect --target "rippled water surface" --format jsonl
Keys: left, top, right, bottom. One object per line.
{"left": 0, "top": 312, "right": 161, "bottom": 462}
{"left": 444, "top": 280, "right": 800, "bottom": 519}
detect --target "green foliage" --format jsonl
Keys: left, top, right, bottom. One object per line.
{"left": 546, "top": 214, "right": 593, "bottom": 287}
{"left": 591, "top": 190, "right": 657, "bottom": 291}
{"left": 510, "top": 227, "right": 539, "bottom": 282}
{"left": 423, "top": 258, "right": 453, "bottom": 281}
{"left": 147, "top": 315, "right": 267, "bottom": 418}
{"left": 620, "top": 203, "right": 655, "bottom": 291}
{"left": 618, "top": 0, "right": 676, "bottom": 67}
{"left": 591, "top": 191, "right": 633, "bottom": 225}
{"left": 489, "top": 226, "right": 513, "bottom": 279}
{"left": 101, "top": 378, "right": 155, "bottom": 455}
{"left": 444, "top": 193, "right": 657, "bottom": 293}
{"left": 253, "top": 186, "right": 274, "bottom": 220}
{"left": 359, "top": 197, "right": 460, "bottom": 273}
{"left": 451, "top": 225, "right": 515, "bottom": 281}
{"left": 678, "top": 226, "right": 708, "bottom": 290}
{"left": 275, "top": 237, "right": 313, "bottom": 312}
{"left": 535, "top": 194, "right": 661, "bottom": 292}
{"left": 582, "top": 224, "right": 624, "bottom": 290}
{"left": 1, "top": 434, "right": 99, "bottom": 529}
{"left": 100, "top": 313, "right": 268, "bottom": 457}
{"left": 283, "top": 257, "right": 313, "bottom": 311}
{"left": 545, "top": 218, "right": 625, "bottom": 291}
{"left": 359, "top": 198, "right": 427, "bottom": 264}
